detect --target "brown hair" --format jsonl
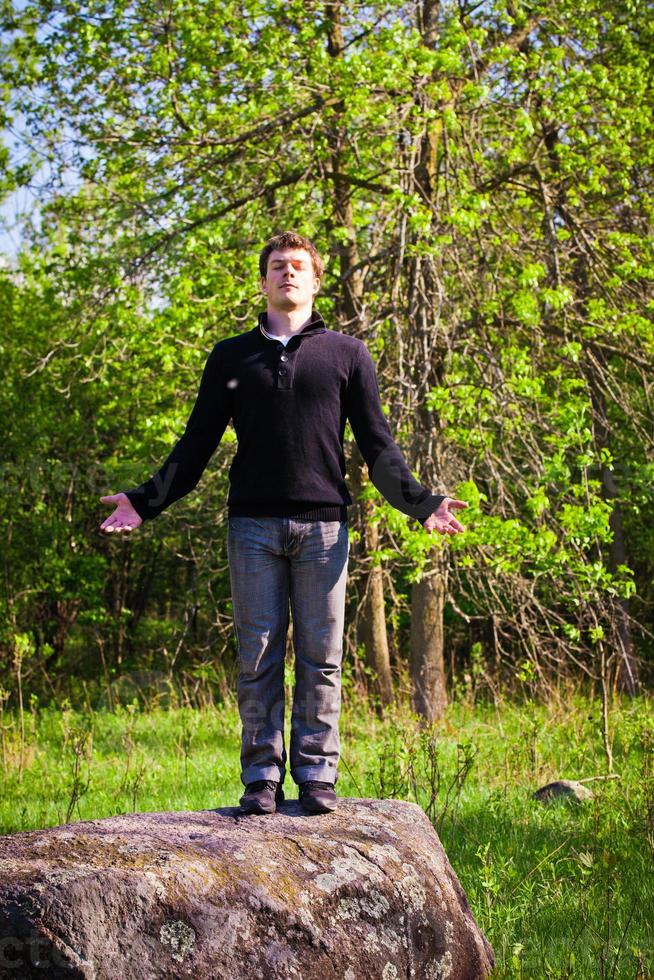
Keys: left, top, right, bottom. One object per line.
{"left": 259, "top": 230, "right": 324, "bottom": 280}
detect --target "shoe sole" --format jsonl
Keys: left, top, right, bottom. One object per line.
{"left": 299, "top": 799, "right": 338, "bottom": 814}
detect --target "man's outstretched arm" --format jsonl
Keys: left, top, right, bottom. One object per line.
{"left": 344, "top": 342, "right": 467, "bottom": 535}
{"left": 100, "top": 344, "right": 232, "bottom": 534}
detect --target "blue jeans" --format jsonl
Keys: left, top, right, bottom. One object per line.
{"left": 227, "top": 517, "right": 350, "bottom": 787}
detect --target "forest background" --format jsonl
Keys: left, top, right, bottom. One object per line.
{"left": 1, "top": 1, "right": 654, "bottom": 975}
{"left": 1, "top": 0, "right": 652, "bottom": 717}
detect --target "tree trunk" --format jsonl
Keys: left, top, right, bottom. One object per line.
{"left": 410, "top": 555, "right": 447, "bottom": 722}
{"left": 357, "top": 498, "right": 394, "bottom": 708}
{"left": 406, "top": 0, "right": 449, "bottom": 720}
{"left": 348, "top": 445, "right": 394, "bottom": 708}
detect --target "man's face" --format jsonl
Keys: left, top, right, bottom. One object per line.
{"left": 261, "top": 248, "right": 320, "bottom": 310}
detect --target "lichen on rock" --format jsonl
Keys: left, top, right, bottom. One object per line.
{"left": 159, "top": 919, "right": 196, "bottom": 963}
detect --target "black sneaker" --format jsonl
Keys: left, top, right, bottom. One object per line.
{"left": 239, "top": 780, "right": 284, "bottom": 815}
{"left": 298, "top": 780, "right": 338, "bottom": 814}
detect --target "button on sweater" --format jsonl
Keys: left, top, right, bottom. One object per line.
{"left": 123, "top": 309, "right": 444, "bottom": 525}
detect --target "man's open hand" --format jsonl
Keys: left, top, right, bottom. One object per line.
{"left": 99, "top": 493, "right": 143, "bottom": 534}
{"left": 422, "top": 497, "right": 468, "bottom": 535}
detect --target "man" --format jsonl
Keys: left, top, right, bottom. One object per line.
{"left": 99, "top": 230, "right": 467, "bottom": 816}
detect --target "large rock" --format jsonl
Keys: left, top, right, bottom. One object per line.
{"left": 0, "top": 798, "right": 494, "bottom": 979}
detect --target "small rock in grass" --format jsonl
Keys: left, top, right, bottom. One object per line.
{"left": 533, "top": 780, "right": 594, "bottom": 804}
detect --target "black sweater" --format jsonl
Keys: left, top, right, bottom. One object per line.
{"left": 123, "top": 310, "right": 444, "bottom": 525}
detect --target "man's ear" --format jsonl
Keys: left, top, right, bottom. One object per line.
{"left": 312, "top": 277, "right": 321, "bottom": 296}
{"left": 260, "top": 276, "right": 268, "bottom": 295}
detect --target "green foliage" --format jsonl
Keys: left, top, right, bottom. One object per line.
{"left": 0, "top": 0, "right": 652, "bottom": 695}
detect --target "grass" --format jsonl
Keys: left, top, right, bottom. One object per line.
{"left": 1, "top": 686, "right": 652, "bottom": 978}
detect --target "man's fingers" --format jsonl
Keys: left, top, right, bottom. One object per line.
{"left": 100, "top": 513, "right": 133, "bottom": 533}
{"left": 425, "top": 519, "right": 465, "bottom": 535}
{"left": 432, "top": 521, "right": 456, "bottom": 535}
{"left": 448, "top": 499, "right": 469, "bottom": 510}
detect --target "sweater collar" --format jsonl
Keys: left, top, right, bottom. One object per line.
{"left": 257, "top": 308, "right": 326, "bottom": 342}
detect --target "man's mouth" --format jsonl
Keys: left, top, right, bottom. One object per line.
{"left": 281, "top": 283, "right": 296, "bottom": 289}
